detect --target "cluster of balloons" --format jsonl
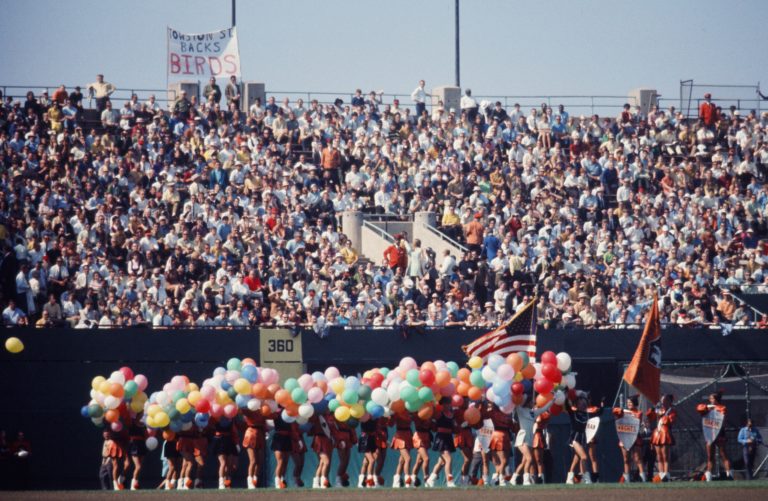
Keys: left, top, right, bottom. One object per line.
{"left": 82, "top": 351, "right": 578, "bottom": 437}
{"left": 80, "top": 367, "right": 149, "bottom": 432}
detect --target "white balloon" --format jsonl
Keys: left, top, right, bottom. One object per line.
{"left": 281, "top": 410, "right": 295, "bottom": 423}
{"left": 104, "top": 396, "right": 120, "bottom": 410}
{"left": 481, "top": 365, "right": 496, "bottom": 382}
{"left": 296, "top": 416, "right": 308, "bottom": 425}
{"left": 109, "top": 371, "right": 125, "bottom": 385}
{"left": 145, "top": 437, "right": 158, "bottom": 451}
{"left": 556, "top": 353, "right": 572, "bottom": 373}
{"left": 387, "top": 383, "right": 401, "bottom": 402}
{"left": 298, "top": 403, "right": 315, "bottom": 419}
{"left": 371, "top": 388, "right": 389, "bottom": 406}
{"left": 554, "top": 390, "right": 566, "bottom": 406}
{"left": 564, "top": 374, "right": 577, "bottom": 389}
{"left": 247, "top": 399, "right": 261, "bottom": 411}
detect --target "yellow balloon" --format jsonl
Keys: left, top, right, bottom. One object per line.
{"left": 468, "top": 356, "right": 483, "bottom": 370}
{"left": 155, "top": 412, "right": 170, "bottom": 428}
{"left": 4, "top": 337, "right": 23, "bottom": 354}
{"left": 99, "top": 381, "right": 112, "bottom": 395}
{"left": 234, "top": 378, "right": 251, "bottom": 395}
{"left": 147, "top": 404, "right": 162, "bottom": 417}
{"left": 145, "top": 416, "right": 156, "bottom": 428}
{"left": 91, "top": 376, "right": 106, "bottom": 391}
{"left": 130, "top": 400, "right": 144, "bottom": 413}
{"left": 334, "top": 406, "right": 351, "bottom": 422}
{"left": 513, "top": 372, "right": 523, "bottom": 382}
{"left": 216, "top": 390, "right": 232, "bottom": 405}
{"left": 330, "top": 378, "right": 345, "bottom": 395}
{"left": 349, "top": 403, "right": 365, "bottom": 419}
{"left": 187, "top": 390, "right": 202, "bottom": 406}
{"left": 176, "top": 398, "right": 191, "bottom": 414}
{"left": 186, "top": 383, "right": 199, "bottom": 393}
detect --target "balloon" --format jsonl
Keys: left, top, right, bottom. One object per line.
{"left": 400, "top": 386, "right": 418, "bottom": 403}
{"left": 564, "top": 374, "right": 577, "bottom": 389}
{"left": 334, "top": 406, "right": 351, "bottom": 422}
{"left": 554, "top": 390, "right": 566, "bottom": 406}
{"left": 119, "top": 366, "right": 135, "bottom": 381}
{"left": 540, "top": 351, "right": 557, "bottom": 366}
{"left": 241, "top": 365, "right": 259, "bottom": 383}
{"left": 512, "top": 394, "right": 524, "bottom": 405}
{"left": 446, "top": 361, "right": 459, "bottom": 377}
{"left": 511, "top": 382, "right": 524, "bottom": 396}
{"left": 176, "top": 398, "right": 191, "bottom": 414}
{"left": 418, "top": 386, "right": 433, "bottom": 403}
{"left": 298, "top": 374, "right": 314, "bottom": 391}
{"left": 556, "top": 352, "right": 572, "bottom": 373}
{"left": 342, "top": 389, "right": 358, "bottom": 405}
{"left": 467, "top": 356, "right": 483, "bottom": 370}
{"left": 534, "top": 378, "right": 554, "bottom": 395}
{"left": 497, "top": 364, "right": 515, "bottom": 382}
{"left": 370, "top": 388, "right": 388, "bottom": 406}
{"left": 104, "top": 409, "right": 120, "bottom": 423}
{"left": 109, "top": 371, "right": 126, "bottom": 386}
{"left": 104, "top": 396, "right": 120, "bottom": 410}
{"left": 457, "top": 368, "right": 471, "bottom": 384}
{"left": 518, "top": 352, "right": 530, "bottom": 368}
{"left": 307, "top": 387, "right": 324, "bottom": 404}
{"left": 488, "top": 354, "right": 504, "bottom": 371}
{"left": 234, "top": 378, "right": 251, "bottom": 395}
{"left": 406, "top": 369, "right": 421, "bottom": 387}
{"left": 329, "top": 378, "right": 345, "bottom": 396}
{"left": 469, "top": 370, "right": 485, "bottom": 388}
{"left": 467, "top": 386, "right": 483, "bottom": 401}
{"left": 506, "top": 353, "right": 523, "bottom": 371}
{"left": 123, "top": 381, "right": 138, "bottom": 399}
{"left": 521, "top": 364, "right": 536, "bottom": 380}
{"left": 298, "top": 403, "right": 314, "bottom": 419}
{"left": 291, "top": 388, "right": 308, "bottom": 405}
{"left": 357, "top": 385, "right": 372, "bottom": 401}
{"left": 367, "top": 402, "right": 384, "bottom": 419}
{"left": 419, "top": 369, "right": 435, "bottom": 387}
{"left": 451, "top": 394, "right": 464, "bottom": 408}
{"left": 134, "top": 374, "right": 148, "bottom": 391}
{"left": 284, "top": 378, "right": 299, "bottom": 392}
{"left": 464, "top": 406, "right": 480, "bottom": 425}
{"left": 549, "top": 404, "right": 563, "bottom": 416}
{"left": 367, "top": 372, "right": 384, "bottom": 389}
{"left": 481, "top": 365, "right": 496, "bottom": 383}
{"left": 111, "top": 421, "right": 123, "bottom": 432}
{"left": 417, "top": 404, "right": 433, "bottom": 420}
{"left": 324, "top": 366, "right": 340, "bottom": 380}
{"left": 349, "top": 403, "right": 365, "bottom": 419}
{"left": 226, "top": 358, "right": 242, "bottom": 371}
{"left": 541, "top": 363, "right": 561, "bottom": 384}
{"left": 195, "top": 399, "right": 211, "bottom": 414}
{"left": 91, "top": 376, "right": 106, "bottom": 391}
{"left": 399, "top": 357, "right": 418, "bottom": 372}
{"left": 146, "top": 436, "right": 158, "bottom": 451}
{"left": 457, "top": 382, "right": 470, "bottom": 397}
{"left": 536, "top": 393, "right": 553, "bottom": 408}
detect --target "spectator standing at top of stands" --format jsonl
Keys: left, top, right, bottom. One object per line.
{"left": 461, "top": 89, "right": 478, "bottom": 122}
{"left": 464, "top": 212, "right": 484, "bottom": 254}
{"left": 225, "top": 75, "right": 241, "bottom": 111}
{"left": 100, "top": 100, "right": 119, "bottom": 133}
{"left": 173, "top": 90, "right": 191, "bottom": 115}
{"left": 321, "top": 140, "right": 342, "bottom": 185}
{"left": 699, "top": 93, "right": 718, "bottom": 129}
{"left": 203, "top": 77, "right": 222, "bottom": 106}
{"left": 69, "top": 86, "right": 84, "bottom": 111}
{"left": 87, "top": 74, "right": 116, "bottom": 112}
{"left": 411, "top": 80, "right": 430, "bottom": 119}
{"left": 52, "top": 85, "right": 68, "bottom": 105}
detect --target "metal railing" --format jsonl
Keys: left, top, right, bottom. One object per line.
{"left": 422, "top": 222, "right": 468, "bottom": 253}
{"left": 361, "top": 219, "right": 395, "bottom": 243}
{"left": 1, "top": 84, "right": 176, "bottom": 109}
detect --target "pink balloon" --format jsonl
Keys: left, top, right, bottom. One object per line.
{"left": 210, "top": 403, "right": 224, "bottom": 418}
{"left": 307, "top": 387, "right": 324, "bottom": 404}
{"left": 399, "top": 357, "right": 418, "bottom": 372}
{"left": 111, "top": 421, "right": 123, "bottom": 432}
{"left": 497, "top": 364, "right": 515, "bottom": 381}
{"left": 324, "top": 367, "right": 341, "bottom": 380}
{"left": 134, "top": 374, "right": 148, "bottom": 392}
{"left": 451, "top": 394, "right": 464, "bottom": 407}
{"left": 200, "top": 385, "right": 216, "bottom": 401}
{"left": 439, "top": 383, "right": 456, "bottom": 397}
{"left": 119, "top": 366, "right": 135, "bottom": 381}
{"left": 224, "top": 404, "right": 238, "bottom": 418}
{"left": 298, "top": 374, "right": 314, "bottom": 391}
{"left": 171, "top": 375, "right": 188, "bottom": 390}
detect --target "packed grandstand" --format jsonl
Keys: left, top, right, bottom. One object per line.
{"left": 1, "top": 78, "right": 767, "bottom": 330}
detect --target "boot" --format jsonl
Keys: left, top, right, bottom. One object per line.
{"left": 639, "top": 472, "right": 647, "bottom": 482}
{"left": 523, "top": 473, "right": 532, "bottom": 485}
{"left": 705, "top": 471, "right": 712, "bottom": 482}
{"left": 511, "top": 473, "right": 519, "bottom": 485}
{"left": 131, "top": 479, "right": 139, "bottom": 490}
{"left": 623, "top": 473, "right": 631, "bottom": 483}
{"left": 312, "top": 476, "right": 320, "bottom": 489}
{"left": 446, "top": 475, "right": 456, "bottom": 488}
{"left": 322, "top": 476, "right": 330, "bottom": 488}
{"left": 247, "top": 475, "right": 256, "bottom": 489}
{"left": 425, "top": 473, "right": 437, "bottom": 487}
{"left": 218, "top": 477, "right": 226, "bottom": 490}
{"left": 392, "top": 474, "right": 401, "bottom": 488}
{"left": 566, "top": 471, "right": 575, "bottom": 484}
{"left": 583, "top": 472, "right": 592, "bottom": 484}
{"left": 358, "top": 474, "right": 366, "bottom": 488}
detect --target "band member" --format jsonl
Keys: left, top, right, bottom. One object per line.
{"left": 358, "top": 416, "right": 380, "bottom": 487}
{"left": 410, "top": 413, "right": 433, "bottom": 486}
{"left": 613, "top": 395, "right": 646, "bottom": 482}
{"left": 514, "top": 395, "right": 553, "bottom": 485}
{"left": 270, "top": 412, "right": 293, "bottom": 489}
{"left": 585, "top": 397, "right": 604, "bottom": 482}
{"left": 696, "top": 391, "right": 733, "bottom": 481}
{"left": 242, "top": 408, "right": 267, "bottom": 489}
{"left": 290, "top": 419, "right": 307, "bottom": 487}
{"left": 375, "top": 417, "right": 389, "bottom": 486}
{"left": 332, "top": 414, "right": 358, "bottom": 487}
{"left": 390, "top": 410, "right": 414, "bottom": 488}
{"left": 647, "top": 393, "right": 676, "bottom": 482}
{"left": 211, "top": 417, "right": 239, "bottom": 489}
{"left": 105, "top": 427, "right": 127, "bottom": 490}
{"left": 531, "top": 410, "right": 551, "bottom": 483}
{"left": 453, "top": 399, "right": 477, "bottom": 485}
{"left": 123, "top": 415, "right": 148, "bottom": 490}
{"left": 565, "top": 392, "right": 602, "bottom": 484}
{"left": 161, "top": 431, "right": 181, "bottom": 490}
{"left": 485, "top": 400, "right": 514, "bottom": 486}
{"left": 176, "top": 423, "right": 207, "bottom": 490}
{"left": 425, "top": 398, "right": 457, "bottom": 487}
{"left": 309, "top": 413, "right": 333, "bottom": 488}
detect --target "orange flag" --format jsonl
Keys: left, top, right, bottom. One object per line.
{"left": 623, "top": 294, "right": 662, "bottom": 404}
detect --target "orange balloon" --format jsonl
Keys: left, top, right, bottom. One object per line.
{"left": 274, "top": 389, "right": 290, "bottom": 406}
{"left": 267, "top": 383, "right": 281, "bottom": 397}
{"left": 284, "top": 404, "right": 298, "bottom": 417}
{"left": 457, "top": 382, "right": 471, "bottom": 397}
{"left": 162, "top": 430, "right": 176, "bottom": 441}
{"left": 512, "top": 394, "right": 524, "bottom": 405}
{"left": 260, "top": 404, "right": 272, "bottom": 416}
{"left": 468, "top": 386, "right": 483, "bottom": 401}
{"left": 506, "top": 353, "right": 523, "bottom": 372}
{"left": 421, "top": 361, "right": 437, "bottom": 374}
{"left": 252, "top": 383, "right": 268, "bottom": 399}
{"left": 435, "top": 370, "right": 451, "bottom": 387}
{"left": 417, "top": 404, "right": 434, "bottom": 420}
{"left": 110, "top": 383, "right": 125, "bottom": 398}
{"left": 390, "top": 400, "right": 406, "bottom": 415}
{"left": 105, "top": 409, "right": 120, "bottom": 423}
{"left": 242, "top": 357, "right": 256, "bottom": 366}
{"left": 457, "top": 368, "right": 471, "bottom": 384}
{"left": 316, "top": 380, "right": 328, "bottom": 394}
{"left": 464, "top": 406, "right": 481, "bottom": 425}
{"left": 536, "top": 393, "right": 553, "bottom": 408}
{"left": 521, "top": 365, "right": 536, "bottom": 380}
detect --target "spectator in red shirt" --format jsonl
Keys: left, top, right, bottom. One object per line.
{"left": 699, "top": 93, "right": 718, "bottom": 128}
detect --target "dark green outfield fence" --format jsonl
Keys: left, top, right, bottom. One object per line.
{"left": 0, "top": 327, "right": 765, "bottom": 489}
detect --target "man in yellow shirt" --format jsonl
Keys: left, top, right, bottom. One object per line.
{"left": 86, "top": 74, "right": 116, "bottom": 112}
{"left": 441, "top": 204, "right": 461, "bottom": 240}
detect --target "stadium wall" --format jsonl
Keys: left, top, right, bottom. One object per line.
{"left": 0, "top": 327, "right": 765, "bottom": 489}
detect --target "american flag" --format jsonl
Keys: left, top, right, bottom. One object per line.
{"left": 462, "top": 298, "right": 538, "bottom": 362}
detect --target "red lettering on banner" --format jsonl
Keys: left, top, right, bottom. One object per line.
{"left": 223, "top": 54, "right": 238, "bottom": 75}
{"left": 181, "top": 54, "right": 193, "bottom": 75}
{"left": 208, "top": 57, "right": 222, "bottom": 76}
{"left": 194, "top": 56, "right": 206, "bottom": 74}
{"left": 169, "top": 53, "right": 180, "bottom": 74}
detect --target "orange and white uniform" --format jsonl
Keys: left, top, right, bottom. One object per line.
{"left": 532, "top": 412, "right": 551, "bottom": 450}
{"left": 390, "top": 413, "right": 413, "bottom": 450}
{"left": 242, "top": 410, "right": 267, "bottom": 450}
{"left": 453, "top": 407, "right": 476, "bottom": 449}
{"left": 375, "top": 418, "right": 389, "bottom": 449}
{"left": 612, "top": 408, "right": 643, "bottom": 448}
{"left": 412, "top": 416, "right": 432, "bottom": 449}
{"left": 106, "top": 429, "right": 128, "bottom": 458}
{"left": 647, "top": 406, "right": 677, "bottom": 446}
{"left": 488, "top": 409, "right": 514, "bottom": 452}
{"left": 309, "top": 414, "right": 334, "bottom": 456}
{"left": 696, "top": 403, "right": 727, "bottom": 444}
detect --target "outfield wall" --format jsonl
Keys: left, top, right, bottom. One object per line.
{"left": 0, "top": 327, "right": 765, "bottom": 489}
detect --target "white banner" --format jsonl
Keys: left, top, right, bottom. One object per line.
{"left": 473, "top": 419, "right": 494, "bottom": 453}
{"left": 586, "top": 416, "right": 601, "bottom": 444}
{"left": 702, "top": 408, "right": 724, "bottom": 445}
{"left": 167, "top": 26, "right": 241, "bottom": 81}
{"left": 615, "top": 414, "right": 640, "bottom": 451}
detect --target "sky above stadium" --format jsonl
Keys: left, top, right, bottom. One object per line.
{"left": 2, "top": 0, "right": 767, "bottom": 108}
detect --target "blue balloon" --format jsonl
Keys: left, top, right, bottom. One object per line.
{"left": 488, "top": 354, "right": 505, "bottom": 371}
{"left": 194, "top": 413, "right": 210, "bottom": 428}
{"left": 169, "top": 421, "right": 183, "bottom": 432}
{"left": 181, "top": 411, "right": 195, "bottom": 423}
{"left": 522, "top": 379, "right": 533, "bottom": 394}
{"left": 235, "top": 394, "right": 250, "bottom": 408}
{"left": 242, "top": 365, "right": 259, "bottom": 383}
{"left": 313, "top": 399, "right": 329, "bottom": 413}
{"left": 345, "top": 376, "right": 361, "bottom": 392}
{"left": 312, "top": 371, "right": 325, "bottom": 382}
{"left": 213, "top": 367, "right": 226, "bottom": 377}
{"left": 221, "top": 381, "right": 232, "bottom": 391}
{"left": 80, "top": 405, "right": 90, "bottom": 418}
{"left": 299, "top": 421, "right": 312, "bottom": 433}
{"left": 493, "top": 382, "right": 510, "bottom": 396}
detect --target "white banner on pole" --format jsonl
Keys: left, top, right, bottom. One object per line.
{"left": 167, "top": 26, "right": 241, "bottom": 81}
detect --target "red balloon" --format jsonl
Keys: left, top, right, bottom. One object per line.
{"left": 451, "top": 395, "right": 464, "bottom": 408}
{"left": 368, "top": 372, "right": 384, "bottom": 389}
{"left": 511, "top": 382, "right": 524, "bottom": 396}
{"left": 541, "top": 363, "right": 562, "bottom": 384}
{"left": 119, "top": 366, "right": 135, "bottom": 381}
{"left": 195, "top": 399, "right": 211, "bottom": 414}
{"left": 419, "top": 369, "right": 435, "bottom": 387}
{"left": 540, "top": 351, "right": 557, "bottom": 365}
{"left": 534, "top": 378, "right": 554, "bottom": 395}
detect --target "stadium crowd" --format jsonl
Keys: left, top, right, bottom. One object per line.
{"left": 1, "top": 76, "right": 768, "bottom": 330}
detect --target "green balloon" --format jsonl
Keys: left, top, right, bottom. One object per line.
{"left": 406, "top": 369, "right": 421, "bottom": 387}
{"left": 518, "top": 352, "right": 530, "bottom": 368}
{"left": 291, "top": 388, "right": 307, "bottom": 404}
{"left": 400, "top": 386, "right": 418, "bottom": 403}
{"left": 380, "top": 367, "right": 390, "bottom": 377}
{"left": 470, "top": 369, "right": 485, "bottom": 388}
{"left": 446, "top": 361, "right": 459, "bottom": 378}
{"left": 226, "top": 358, "right": 242, "bottom": 371}
{"left": 358, "top": 385, "right": 372, "bottom": 401}
{"left": 405, "top": 400, "right": 420, "bottom": 412}
{"left": 342, "top": 389, "right": 358, "bottom": 405}
{"left": 88, "top": 404, "right": 103, "bottom": 418}
{"left": 173, "top": 390, "right": 186, "bottom": 403}
{"left": 123, "top": 381, "right": 138, "bottom": 399}
{"left": 328, "top": 398, "right": 340, "bottom": 412}
{"left": 418, "top": 386, "right": 434, "bottom": 403}
{"left": 168, "top": 408, "right": 180, "bottom": 421}
{"left": 284, "top": 378, "right": 299, "bottom": 392}
{"left": 227, "top": 388, "right": 238, "bottom": 399}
